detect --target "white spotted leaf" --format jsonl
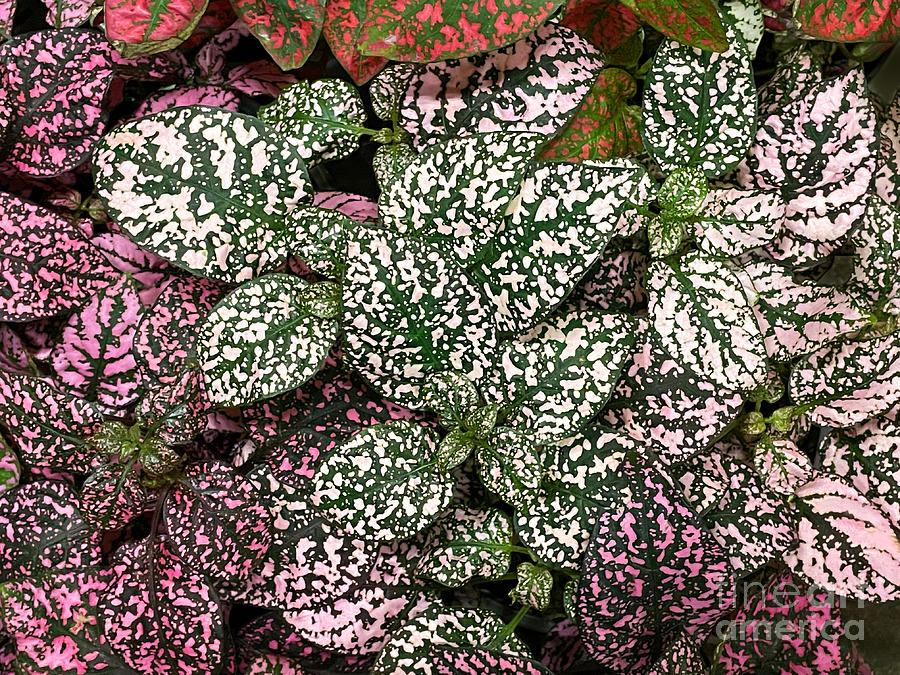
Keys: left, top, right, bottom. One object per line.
{"left": 695, "top": 187, "right": 784, "bottom": 257}
{"left": 476, "top": 427, "right": 542, "bottom": 510}
{"left": 197, "top": 274, "right": 339, "bottom": 407}
{"left": 510, "top": 562, "right": 553, "bottom": 611}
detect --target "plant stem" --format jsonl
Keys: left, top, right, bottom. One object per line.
{"left": 487, "top": 605, "right": 529, "bottom": 650}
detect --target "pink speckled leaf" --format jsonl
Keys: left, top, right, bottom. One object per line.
{"left": 101, "top": 538, "right": 227, "bottom": 674}
{"left": 849, "top": 196, "right": 900, "bottom": 315}
{"left": 572, "top": 461, "right": 734, "bottom": 671}
{"left": 0, "top": 481, "right": 102, "bottom": 581}
{"left": 164, "top": 461, "right": 273, "bottom": 584}
{"left": 602, "top": 318, "right": 744, "bottom": 461}
{"left": 540, "top": 618, "right": 587, "bottom": 673}
{"left": 0, "top": 193, "right": 116, "bottom": 322}
{"left": 875, "top": 92, "right": 900, "bottom": 206}
{"left": 0, "top": 436, "right": 20, "bottom": 494}
{"left": 734, "top": 65, "right": 878, "bottom": 243}
{"left": 626, "top": 0, "right": 728, "bottom": 50}
{"left": 794, "top": 0, "right": 900, "bottom": 41}
{"left": 400, "top": 25, "right": 604, "bottom": 148}
{"left": 784, "top": 475, "right": 900, "bottom": 601}
{"left": 313, "top": 191, "right": 379, "bottom": 222}
{"left": 0, "top": 0, "right": 13, "bottom": 35}
{"left": 230, "top": 0, "right": 325, "bottom": 70}
{"left": 50, "top": 275, "right": 144, "bottom": 408}
{"left": 789, "top": 333, "right": 900, "bottom": 427}
{"left": 321, "top": 0, "right": 387, "bottom": 84}
{"left": 131, "top": 84, "right": 240, "bottom": 118}
{"left": 561, "top": 0, "right": 640, "bottom": 51}
{"left": 137, "top": 368, "right": 211, "bottom": 445}
{"left": 645, "top": 632, "right": 706, "bottom": 674}
{"left": 93, "top": 232, "right": 174, "bottom": 306}
{"left": 80, "top": 462, "right": 149, "bottom": 530}
{"left": 0, "top": 29, "right": 114, "bottom": 176}
{"left": 41, "top": 0, "right": 95, "bottom": 26}
{"left": 0, "top": 370, "right": 104, "bottom": 472}
{"left": 105, "top": 0, "right": 209, "bottom": 56}
{"left": 428, "top": 645, "right": 553, "bottom": 674}
{"left": 753, "top": 437, "right": 812, "bottom": 497}
{"left": 696, "top": 187, "right": 784, "bottom": 257}
{"left": 226, "top": 60, "right": 297, "bottom": 97}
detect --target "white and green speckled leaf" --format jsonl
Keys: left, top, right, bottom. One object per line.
{"left": 468, "top": 159, "right": 655, "bottom": 333}
{"left": 483, "top": 307, "right": 636, "bottom": 442}
{"left": 849, "top": 196, "right": 900, "bottom": 315}
{"left": 696, "top": 187, "right": 784, "bottom": 257}
{"left": 373, "top": 143, "right": 417, "bottom": 191}
{"left": 197, "top": 274, "right": 338, "bottom": 407}
{"left": 416, "top": 507, "right": 512, "bottom": 587}
{"left": 642, "top": 19, "right": 756, "bottom": 177}
{"left": 259, "top": 79, "right": 367, "bottom": 167}
{"left": 284, "top": 205, "right": 354, "bottom": 277}
{"left": 310, "top": 421, "right": 454, "bottom": 542}
{"left": 657, "top": 166, "right": 708, "bottom": 218}
{"left": 476, "top": 427, "right": 542, "bottom": 509}
{"left": 378, "top": 132, "right": 544, "bottom": 266}
{"left": 515, "top": 429, "right": 637, "bottom": 570}
{"left": 510, "top": 563, "right": 553, "bottom": 611}
{"left": 370, "top": 64, "right": 416, "bottom": 122}
{"left": 648, "top": 251, "right": 767, "bottom": 392}
{"left": 720, "top": 0, "right": 764, "bottom": 52}
{"left": 342, "top": 226, "right": 496, "bottom": 407}
{"left": 93, "top": 106, "right": 312, "bottom": 283}
{"left": 422, "top": 371, "right": 481, "bottom": 426}
{"left": 648, "top": 216, "right": 684, "bottom": 259}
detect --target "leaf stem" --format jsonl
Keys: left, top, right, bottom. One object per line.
{"left": 487, "top": 604, "right": 530, "bottom": 650}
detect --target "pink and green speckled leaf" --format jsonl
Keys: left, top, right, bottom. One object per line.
{"left": 695, "top": 187, "right": 784, "bottom": 257}
{"left": 101, "top": 538, "right": 227, "bottom": 674}
{"left": 0, "top": 29, "right": 114, "bottom": 176}
{"left": 0, "top": 193, "right": 116, "bottom": 322}
{"left": 642, "top": 18, "right": 755, "bottom": 177}
{"left": 560, "top": 0, "right": 640, "bottom": 51}
{"left": 399, "top": 25, "right": 604, "bottom": 148}
{"left": 789, "top": 333, "right": 900, "bottom": 428}
{"left": 41, "top": 0, "right": 96, "bottom": 27}
{"left": 137, "top": 368, "right": 211, "bottom": 445}
{"left": 794, "top": 0, "right": 900, "bottom": 41}
{"left": 0, "top": 370, "right": 104, "bottom": 472}
{"left": 0, "top": 481, "right": 102, "bottom": 581}
{"left": 92, "top": 232, "right": 174, "bottom": 307}
{"left": 625, "top": 0, "right": 728, "bottom": 50}
{"left": 645, "top": 632, "right": 706, "bottom": 674}
{"left": 230, "top": 0, "right": 325, "bottom": 71}
{"left": 321, "top": 0, "right": 387, "bottom": 84}
{"left": 539, "top": 618, "right": 587, "bottom": 673}
{"left": 93, "top": 106, "right": 312, "bottom": 283}
{"left": 572, "top": 461, "right": 735, "bottom": 671}
{"left": 571, "top": 250, "right": 648, "bottom": 313}
{"left": 243, "top": 653, "right": 309, "bottom": 674}
{"left": 601, "top": 318, "right": 744, "bottom": 461}
{"left": 0, "top": 324, "right": 32, "bottom": 375}
{"left": 784, "top": 476, "right": 900, "bottom": 601}
{"left": 753, "top": 437, "right": 812, "bottom": 497}
{"left": 849, "top": 197, "right": 900, "bottom": 315}
{"left": 427, "top": 645, "right": 553, "bottom": 674}
{"left": 357, "top": 0, "right": 565, "bottom": 62}
{"left": 80, "top": 462, "right": 149, "bottom": 530}
{"left": 875, "top": 93, "right": 900, "bottom": 206}
{"left": 50, "top": 275, "right": 144, "bottom": 409}
{"left": 313, "top": 190, "right": 379, "bottom": 222}
{"left": 0, "top": 437, "right": 20, "bottom": 494}
{"left": 105, "top": 0, "right": 209, "bottom": 56}
{"left": 225, "top": 60, "right": 298, "bottom": 97}
{"left": 131, "top": 84, "right": 241, "bottom": 118}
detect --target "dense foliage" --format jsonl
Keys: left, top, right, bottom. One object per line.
{"left": 0, "top": 0, "right": 898, "bottom": 673}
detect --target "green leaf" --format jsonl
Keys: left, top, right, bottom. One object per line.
{"left": 464, "top": 404, "right": 500, "bottom": 440}
{"left": 93, "top": 106, "right": 312, "bottom": 283}
{"left": 657, "top": 165, "right": 708, "bottom": 217}
{"left": 647, "top": 252, "right": 767, "bottom": 391}
{"left": 197, "top": 274, "right": 339, "bottom": 407}
{"left": 416, "top": 507, "right": 513, "bottom": 586}
{"left": 373, "top": 143, "right": 417, "bottom": 191}
{"left": 642, "top": 17, "right": 756, "bottom": 177}
{"left": 310, "top": 420, "right": 454, "bottom": 541}
{"left": 510, "top": 562, "right": 553, "bottom": 610}
{"left": 259, "top": 79, "right": 367, "bottom": 167}
{"left": 476, "top": 427, "right": 542, "bottom": 509}
{"left": 624, "top": 0, "right": 729, "bottom": 50}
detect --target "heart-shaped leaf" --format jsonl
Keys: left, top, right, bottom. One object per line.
{"left": 476, "top": 427, "right": 542, "bottom": 509}
{"left": 0, "top": 29, "right": 114, "bottom": 176}
{"left": 105, "top": 0, "right": 209, "bottom": 56}
{"left": 625, "top": 0, "right": 728, "bottom": 50}
{"left": 93, "top": 106, "right": 312, "bottom": 283}
{"left": 370, "top": 64, "right": 416, "bottom": 122}
{"left": 197, "top": 274, "right": 339, "bottom": 407}
{"left": 230, "top": 0, "right": 325, "bottom": 70}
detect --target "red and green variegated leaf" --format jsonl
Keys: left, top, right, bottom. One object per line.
{"left": 399, "top": 25, "right": 604, "bottom": 147}
{"left": 165, "top": 461, "right": 273, "bottom": 584}
{"left": 0, "top": 570, "right": 134, "bottom": 674}
{"left": 80, "top": 462, "right": 149, "bottom": 530}
{"left": 313, "top": 190, "right": 378, "bottom": 222}
{"left": 515, "top": 428, "right": 637, "bottom": 570}
{"left": 134, "top": 275, "right": 228, "bottom": 386}
{"left": 601, "top": 318, "right": 744, "bottom": 461}
{"left": 370, "top": 64, "right": 416, "bottom": 121}
{"left": 648, "top": 251, "right": 767, "bottom": 392}
{"left": 428, "top": 645, "right": 553, "bottom": 674}
{"left": 0, "top": 371, "right": 104, "bottom": 472}
{"left": 561, "top": 0, "right": 640, "bottom": 51}
{"left": 379, "top": 132, "right": 543, "bottom": 266}
{"left": 716, "top": 570, "right": 865, "bottom": 673}
{"left": 571, "top": 250, "right": 648, "bottom": 313}
{"left": 476, "top": 427, "right": 542, "bottom": 509}
{"left": 822, "top": 408, "right": 900, "bottom": 528}
{"left": 741, "top": 260, "right": 872, "bottom": 362}
{"left": 416, "top": 507, "right": 512, "bottom": 587}
{"left": 357, "top": 0, "right": 565, "bottom": 62}
{"left": 0, "top": 29, "right": 114, "bottom": 176}
{"left": 0, "top": 437, "right": 20, "bottom": 494}
{"left": 131, "top": 84, "right": 241, "bottom": 118}
{"left": 540, "top": 68, "right": 641, "bottom": 162}
{"left": 875, "top": 92, "right": 900, "bottom": 206}
{"left": 50, "top": 275, "right": 144, "bottom": 409}
{"left": 259, "top": 79, "right": 366, "bottom": 167}
{"left": 849, "top": 196, "right": 900, "bottom": 315}
{"left": 311, "top": 420, "right": 453, "bottom": 541}
{"left": 0, "top": 481, "right": 102, "bottom": 581}
{"left": 696, "top": 187, "right": 784, "bottom": 257}
{"left": 229, "top": 0, "right": 325, "bottom": 70}
{"left": 572, "top": 461, "right": 735, "bottom": 671}
{"left": 483, "top": 308, "right": 635, "bottom": 441}
{"left": 753, "top": 437, "right": 812, "bottom": 497}
{"left": 645, "top": 632, "right": 706, "bottom": 675}
{"left": 734, "top": 66, "right": 878, "bottom": 243}
{"left": 624, "top": 0, "right": 728, "bottom": 50}
{"left": 789, "top": 333, "right": 900, "bottom": 427}
{"left": 105, "top": 0, "right": 209, "bottom": 56}
{"left": 137, "top": 368, "right": 211, "bottom": 445}
{"left": 101, "top": 539, "right": 227, "bottom": 674}
{"left": 321, "top": 0, "right": 387, "bottom": 84}
{"left": 783, "top": 475, "right": 900, "bottom": 601}
{"left": 93, "top": 106, "right": 312, "bottom": 283}
{"left": 0, "top": 193, "right": 116, "bottom": 322}
{"left": 469, "top": 159, "right": 653, "bottom": 333}
{"left": 794, "top": 0, "right": 900, "bottom": 41}
{"left": 93, "top": 232, "right": 174, "bottom": 307}
{"left": 343, "top": 227, "right": 496, "bottom": 406}
{"left": 371, "top": 604, "right": 530, "bottom": 675}
{"left": 642, "top": 18, "right": 755, "bottom": 177}
{"left": 197, "top": 275, "right": 338, "bottom": 407}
